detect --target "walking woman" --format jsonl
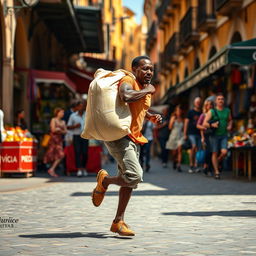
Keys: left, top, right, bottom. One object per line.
{"left": 197, "top": 100, "right": 214, "bottom": 176}
{"left": 44, "top": 108, "right": 67, "bottom": 177}
{"left": 166, "top": 105, "right": 184, "bottom": 172}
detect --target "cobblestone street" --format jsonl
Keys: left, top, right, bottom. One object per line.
{"left": 1, "top": 159, "right": 256, "bottom": 256}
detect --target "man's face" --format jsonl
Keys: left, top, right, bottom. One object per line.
{"left": 77, "top": 103, "right": 83, "bottom": 111}
{"left": 216, "top": 95, "right": 225, "bottom": 107}
{"left": 133, "top": 59, "right": 154, "bottom": 85}
{"left": 194, "top": 98, "right": 201, "bottom": 108}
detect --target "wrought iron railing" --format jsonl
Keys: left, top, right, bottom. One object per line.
{"left": 146, "top": 21, "right": 157, "bottom": 50}
{"left": 215, "top": 0, "right": 228, "bottom": 10}
{"left": 180, "top": 7, "right": 198, "bottom": 45}
{"left": 164, "top": 32, "right": 179, "bottom": 60}
{"left": 197, "top": 0, "right": 216, "bottom": 28}
{"left": 156, "top": 0, "right": 171, "bottom": 24}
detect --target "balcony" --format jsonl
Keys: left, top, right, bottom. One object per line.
{"left": 156, "top": 0, "right": 173, "bottom": 29}
{"left": 146, "top": 21, "right": 157, "bottom": 52}
{"left": 160, "top": 32, "right": 180, "bottom": 70}
{"left": 216, "top": 0, "right": 243, "bottom": 16}
{"left": 197, "top": 0, "right": 216, "bottom": 32}
{"left": 180, "top": 7, "right": 200, "bottom": 48}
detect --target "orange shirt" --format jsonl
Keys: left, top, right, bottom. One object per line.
{"left": 119, "top": 75, "right": 151, "bottom": 145}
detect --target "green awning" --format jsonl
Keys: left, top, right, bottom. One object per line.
{"left": 228, "top": 38, "right": 256, "bottom": 65}
{"left": 175, "top": 38, "right": 256, "bottom": 95}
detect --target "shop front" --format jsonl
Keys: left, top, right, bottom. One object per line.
{"left": 173, "top": 38, "right": 256, "bottom": 180}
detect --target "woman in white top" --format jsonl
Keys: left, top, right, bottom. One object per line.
{"left": 166, "top": 105, "right": 184, "bottom": 172}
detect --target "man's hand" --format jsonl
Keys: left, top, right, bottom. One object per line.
{"left": 227, "top": 124, "right": 232, "bottom": 132}
{"left": 211, "top": 121, "right": 219, "bottom": 128}
{"left": 149, "top": 114, "right": 162, "bottom": 124}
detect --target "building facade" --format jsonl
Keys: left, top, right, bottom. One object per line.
{"left": 0, "top": 0, "right": 104, "bottom": 126}
{"left": 145, "top": 0, "right": 256, "bottom": 108}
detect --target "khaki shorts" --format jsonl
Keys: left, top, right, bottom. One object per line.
{"left": 104, "top": 136, "right": 143, "bottom": 188}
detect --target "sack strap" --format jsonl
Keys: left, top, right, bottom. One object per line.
{"left": 212, "top": 109, "right": 220, "bottom": 121}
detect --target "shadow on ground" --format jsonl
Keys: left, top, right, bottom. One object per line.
{"left": 162, "top": 210, "right": 256, "bottom": 217}
{"left": 19, "top": 232, "right": 132, "bottom": 240}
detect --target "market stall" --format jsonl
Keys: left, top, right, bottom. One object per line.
{"left": 64, "top": 140, "right": 102, "bottom": 176}
{"left": 229, "top": 128, "right": 256, "bottom": 181}
{"left": 0, "top": 127, "right": 37, "bottom": 177}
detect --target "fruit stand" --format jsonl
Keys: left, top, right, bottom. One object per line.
{"left": 229, "top": 129, "right": 256, "bottom": 181}
{"left": 0, "top": 127, "right": 37, "bottom": 178}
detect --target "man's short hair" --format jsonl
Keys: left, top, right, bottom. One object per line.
{"left": 216, "top": 92, "right": 224, "bottom": 98}
{"left": 131, "top": 56, "right": 151, "bottom": 68}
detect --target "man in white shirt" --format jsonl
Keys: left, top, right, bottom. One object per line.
{"left": 67, "top": 101, "right": 88, "bottom": 177}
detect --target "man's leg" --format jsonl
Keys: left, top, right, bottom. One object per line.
{"left": 92, "top": 137, "right": 142, "bottom": 235}
{"left": 218, "top": 149, "right": 227, "bottom": 162}
{"left": 188, "top": 135, "right": 196, "bottom": 170}
{"left": 114, "top": 187, "right": 133, "bottom": 222}
{"left": 73, "top": 135, "right": 82, "bottom": 168}
{"left": 81, "top": 138, "right": 89, "bottom": 175}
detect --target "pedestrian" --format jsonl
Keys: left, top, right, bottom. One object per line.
{"left": 140, "top": 120, "right": 154, "bottom": 172}
{"left": 67, "top": 101, "right": 89, "bottom": 177}
{"left": 196, "top": 100, "right": 214, "bottom": 176}
{"left": 63, "top": 100, "right": 78, "bottom": 124}
{"left": 184, "top": 97, "right": 202, "bottom": 173}
{"left": 14, "top": 110, "right": 27, "bottom": 130}
{"left": 64, "top": 101, "right": 79, "bottom": 146}
{"left": 165, "top": 105, "right": 184, "bottom": 172}
{"left": 43, "top": 107, "right": 67, "bottom": 177}
{"left": 91, "top": 56, "right": 162, "bottom": 236}
{"left": 203, "top": 93, "right": 232, "bottom": 179}
{"left": 156, "top": 107, "right": 170, "bottom": 168}
{"left": 205, "top": 87, "right": 218, "bottom": 104}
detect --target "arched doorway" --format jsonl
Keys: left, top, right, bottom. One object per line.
{"left": 230, "top": 31, "right": 242, "bottom": 44}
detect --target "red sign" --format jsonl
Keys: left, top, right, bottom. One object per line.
{"left": 0, "top": 141, "right": 37, "bottom": 173}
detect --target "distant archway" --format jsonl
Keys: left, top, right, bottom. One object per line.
{"left": 176, "top": 74, "right": 180, "bottom": 85}
{"left": 230, "top": 31, "right": 242, "bottom": 44}
{"left": 208, "top": 46, "right": 217, "bottom": 59}
{"left": 184, "top": 67, "right": 189, "bottom": 79}
{"left": 194, "top": 58, "right": 200, "bottom": 70}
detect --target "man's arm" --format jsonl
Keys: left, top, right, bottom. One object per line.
{"left": 203, "top": 110, "right": 213, "bottom": 128}
{"left": 183, "top": 118, "right": 189, "bottom": 139}
{"left": 119, "top": 82, "right": 155, "bottom": 103}
{"left": 227, "top": 112, "right": 233, "bottom": 131}
{"left": 67, "top": 115, "right": 80, "bottom": 130}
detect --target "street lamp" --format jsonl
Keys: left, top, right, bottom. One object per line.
{"left": 4, "top": 0, "right": 39, "bottom": 15}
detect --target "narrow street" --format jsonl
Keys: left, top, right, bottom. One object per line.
{"left": 1, "top": 159, "right": 256, "bottom": 256}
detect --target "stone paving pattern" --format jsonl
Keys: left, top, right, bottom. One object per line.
{"left": 0, "top": 159, "right": 256, "bottom": 256}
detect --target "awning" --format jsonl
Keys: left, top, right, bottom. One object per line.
{"left": 31, "top": 69, "right": 77, "bottom": 93}
{"left": 34, "top": 1, "right": 104, "bottom": 53}
{"left": 175, "top": 38, "right": 256, "bottom": 95}
{"left": 83, "top": 56, "right": 116, "bottom": 71}
{"left": 75, "top": 6, "right": 104, "bottom": 53}
{"left": 67, "top": 68, "right": 94, "bottom": 94}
